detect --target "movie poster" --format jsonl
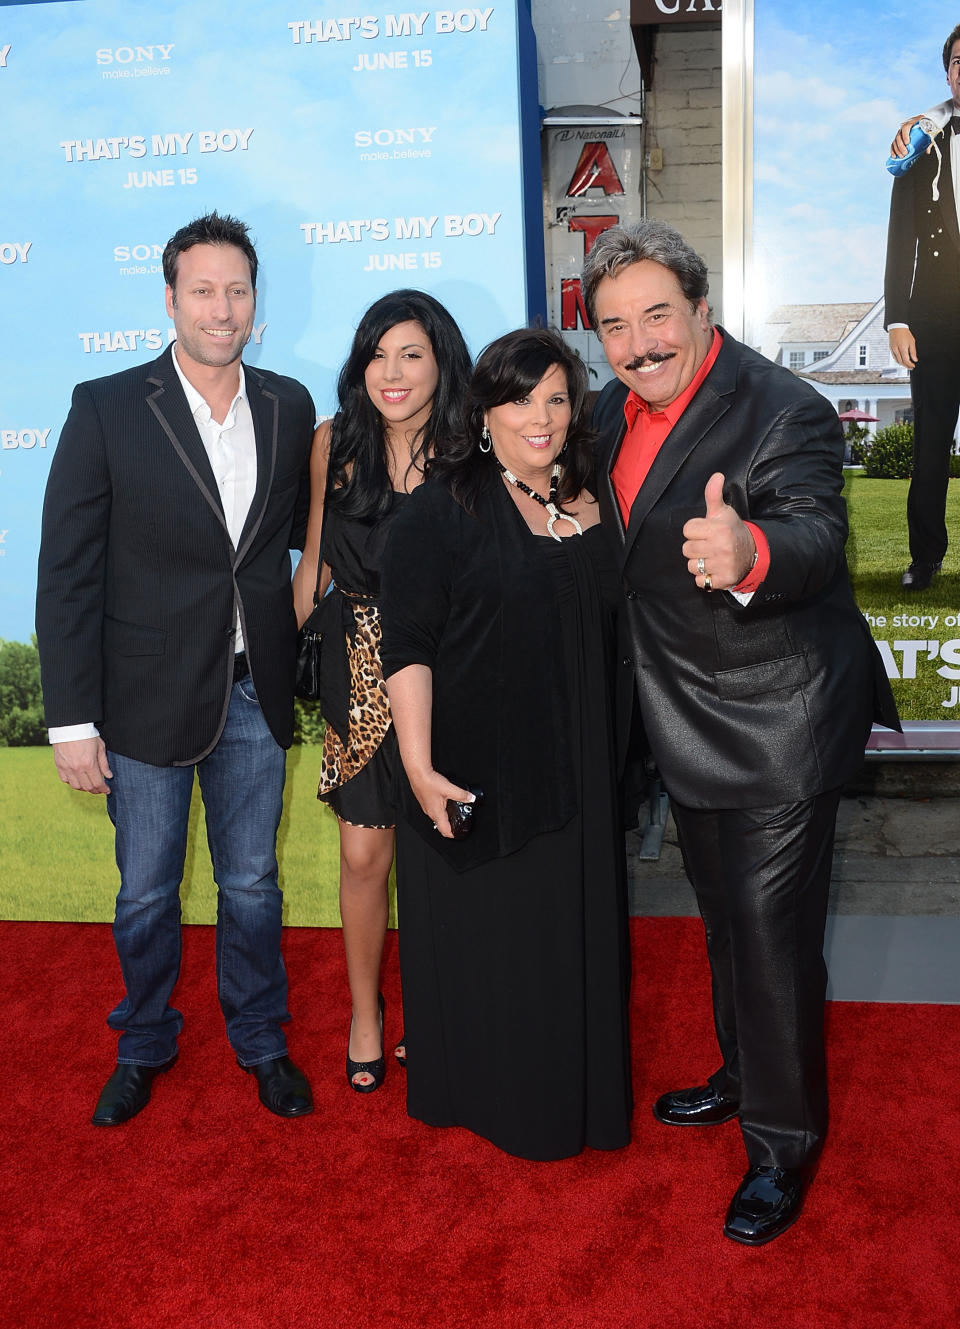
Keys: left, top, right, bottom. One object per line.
{"left": 0, "top": 0, "right": 542, "bottom": 646}
{"left": 0, "top": 0, "right": 542, "bottom": 922}
{"left": 749, "top": 0, "right": 960, "bottom": 742}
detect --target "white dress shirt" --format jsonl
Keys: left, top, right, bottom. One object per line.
{"left": 49, "top": 345, "right": 258, "bottom": 745}
{"left": 171, "top": 344, "right": 258, "bottom": 612}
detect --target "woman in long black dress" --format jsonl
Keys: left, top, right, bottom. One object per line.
{"left": 293, "top": 290, "right": 471, "bottom": 1092}
{"left": 380, "top": 328, "right": 633, "bottom": 1159}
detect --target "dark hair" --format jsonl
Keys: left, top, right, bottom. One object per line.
{"left": 580, "top": 220, "right": 709, "bottom": 329}
{"left": 429, "top": 327, "right": 593, "bottom": 514}
{"left": 327, "top": 289, "right": 471, "bottom": 520}
{"left": 162, "top": 211, "right": 258, "bottom": 291}
{"left": 943, "top": 23, "right": 960, "bottom": 70}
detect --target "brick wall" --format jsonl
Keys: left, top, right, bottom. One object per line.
{"left": 643, "top": 26, "right": 723, "bottom": 316}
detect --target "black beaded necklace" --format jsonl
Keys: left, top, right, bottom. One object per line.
{"left": 495, "top": 459, "right": 583, "bottom": 541}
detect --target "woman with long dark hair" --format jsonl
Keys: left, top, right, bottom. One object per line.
{"left": 380, "top": 328, "right": 633, "bottom": 1159}
{"left": 293, "top": 289, "right": 471, "bottom": 1092}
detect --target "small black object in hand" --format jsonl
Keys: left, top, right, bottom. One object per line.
{"left": 445, "top": 787, "right": 484, "bottom": 840}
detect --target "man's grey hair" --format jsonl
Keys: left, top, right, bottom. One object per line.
{"left": 581, "top": 220, "right": 710, "bottom": 330}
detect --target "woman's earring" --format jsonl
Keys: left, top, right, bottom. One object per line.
{"left": 479, "top": 424, "right": 492, "bottom": 454}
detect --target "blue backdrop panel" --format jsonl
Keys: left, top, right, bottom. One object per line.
{"left": 0, "top": 0, "right": 543, "bottom": 641}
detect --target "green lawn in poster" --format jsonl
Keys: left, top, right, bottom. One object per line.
{"left": 844, "top": 471, "right": 960, "bottom": 720}
{"left": 0, "top": 745, "right": 376, "bottom": 926}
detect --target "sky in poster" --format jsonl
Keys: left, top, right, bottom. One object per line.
{"left": 0, "top": 0, "right": 537, "bottom": 642}
{"left": 752, "top": 1, "right": 958, "bottom": 331}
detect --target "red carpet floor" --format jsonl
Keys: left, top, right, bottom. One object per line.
{"left": 1, "top": 918, "right": 958, "bottom": 1329}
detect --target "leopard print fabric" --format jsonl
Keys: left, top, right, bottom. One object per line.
{"left": 319, "top": 601, "right": 392, "bottom": 797}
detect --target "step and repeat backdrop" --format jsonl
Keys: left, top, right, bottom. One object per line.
{"left": 0, "top": 0, "right": 544, "bottom": 647}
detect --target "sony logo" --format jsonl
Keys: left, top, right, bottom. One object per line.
{"left": 113, "top": 244, "right": 165, "bottom": 262}
{"left": 96, "top": 44, "right": 174, "bottom": 65}
{"left": 354, "top": 127, "right": 437, "bottom": 148}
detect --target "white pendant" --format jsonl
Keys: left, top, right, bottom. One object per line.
{"left": 545, "top": 503, "right": 583, "bottom": 541}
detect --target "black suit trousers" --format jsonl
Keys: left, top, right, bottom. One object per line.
{"left": 671, "top": 788, "right": 842, "bottom": 1171}
{"left": 908, "top": 330, "right": 960, "bottom": 565}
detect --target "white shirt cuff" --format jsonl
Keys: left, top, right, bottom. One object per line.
{"left": 48, "top": 723, "right": 100, "bottom": 744}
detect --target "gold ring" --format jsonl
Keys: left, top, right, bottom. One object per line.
{"left": 697, "top": 557, "right": 706, "bottom": 576}
{"left": 703, "top": 573, "right": 713, "bottom": 592}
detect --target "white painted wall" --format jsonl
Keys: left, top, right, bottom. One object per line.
{"left": 531, "top": 3, "right": 641, "bottom": 112}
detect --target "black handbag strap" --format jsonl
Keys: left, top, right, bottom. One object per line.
{"left": 311, "top": 482, "right": 329, "bottom": 609}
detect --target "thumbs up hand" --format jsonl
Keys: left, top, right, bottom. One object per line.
{"left": 681, "top": 472, "right": 757, "bottom": 591}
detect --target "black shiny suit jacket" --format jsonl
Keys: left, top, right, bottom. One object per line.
{"left": 594, "top": 329, "right": 899, "bottom": 808}
{"left": 36, "top": 345, "right": 314, "bottom": 766}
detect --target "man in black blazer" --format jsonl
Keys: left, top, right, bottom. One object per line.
{"left": 36, "top": 213, "right": 316, "bottom": 1125}
{"left": 583, "top": 220, "right": 899, "bottom": 1244}
{"left": 884, "top": 21, "right": 960, "bottom": 590}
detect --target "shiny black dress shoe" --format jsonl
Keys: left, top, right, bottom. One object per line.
{"left": 723, "top": 1166, "right": 806, "bottom": 1245}
{"left": 240, "top": 1055, "right": 313, "bottom": 1117}
{"left": 901, "top": 561, "right": 942, "bottom": 590}
{"left": 91, "top": 1055, "right": 177, "bottom": 1126}
{"left": 653, "top": 1083, "right": 739, "bottom": 1126}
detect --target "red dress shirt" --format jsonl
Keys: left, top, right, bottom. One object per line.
{"left": 611, "top": 328, "right": 769, "bottom": 593}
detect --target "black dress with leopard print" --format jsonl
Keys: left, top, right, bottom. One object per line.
{"left": 314, "top": 493, "right": 409, "bottom": 828}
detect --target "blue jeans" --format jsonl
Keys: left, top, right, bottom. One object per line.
{"left": 105, "top": 676, "right": 289, "bottom": 1067}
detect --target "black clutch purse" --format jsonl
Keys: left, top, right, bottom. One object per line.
{"left": 295, "top": 514, "right": 327, "bottom": 701}
{"left": 445, "top": 788, "right": 484, "bottom": 840}
{"left": 294, "top": 604, "right": 324, "bottom": 701}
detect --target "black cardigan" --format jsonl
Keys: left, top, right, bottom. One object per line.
{"left": 379, "top": 474, "right": 578, "bottom": 871}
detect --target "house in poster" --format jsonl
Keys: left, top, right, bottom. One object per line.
{"left": 761, "top": 300, "right": 914, "bottom": 436}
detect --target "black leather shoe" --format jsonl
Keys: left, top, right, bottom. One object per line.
{"left": 240, "top": 1055, "right": 313, "bottom": 1117}
{"left": 901, "top": 561, "right": 942, "bottom": 590}
{"left": 723, "top": 1166, "right": 806, "bottom": 1245}
{"left": 653, "top": 1083, "right": 739, "bottom": 1126}
{"left": 91, "top": 1056, "right": 177, "bottom": 1126}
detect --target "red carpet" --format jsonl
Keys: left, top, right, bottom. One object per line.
{"left": 1, "top": 918, "right": 958, "bottom": 1329}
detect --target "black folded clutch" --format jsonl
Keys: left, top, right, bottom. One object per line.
{"left": 445, "top": 787, "right": 484, "bottom": 840}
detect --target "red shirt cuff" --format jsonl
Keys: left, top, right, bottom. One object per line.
{"left": 732, "top": 523, "right": 770, "bottom": 593}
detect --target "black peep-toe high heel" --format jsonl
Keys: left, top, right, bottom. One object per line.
{"left": 346, "top": 992, "right": 385, "bottom": 1093}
